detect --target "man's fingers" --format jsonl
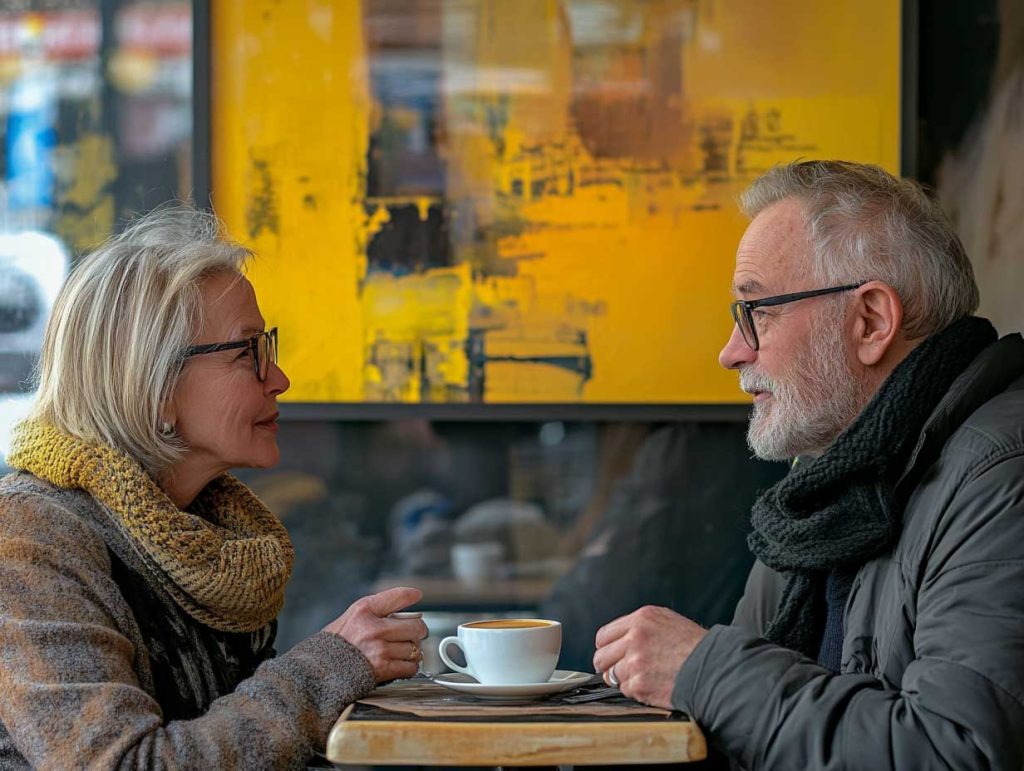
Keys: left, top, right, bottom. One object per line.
{"left": 604, "top": 660, "right": 627, "bottom": 688}
{"left": 594, "top": 612, "right": 634, "bottom": 648}
{"left": 592, "top": 634, "right": 630, "bottom": 676}
{"left": 362, "top": 586, "right": 423, "bottom": 617}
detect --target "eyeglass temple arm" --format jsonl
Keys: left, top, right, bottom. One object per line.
{"left": 746, "top": 282, "right": 865, "bottom": 309}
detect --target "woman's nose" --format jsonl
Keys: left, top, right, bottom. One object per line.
{"left": 265, "top": 360, "right": 290, "bottom": 396}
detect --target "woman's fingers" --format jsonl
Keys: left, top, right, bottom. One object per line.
{"left": 386, "top": 639, "right": 423, "bottom": 662}
{"left": 377, "top": 657, "right": 420, "bottom": 682}
{"left": 353, "top": 637, "right": 424, "bottom": 683}
{"left": 321, "top": 588, "right": 429, "bottom": 683}
{"left": 361, "top": 586, "right": 423, "bottom": 616}
{"left": 379, "top": 617, "right": 429, "bottom": 642}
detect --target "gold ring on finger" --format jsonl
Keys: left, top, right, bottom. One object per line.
{"left": 406, "top": 642, "right": 419, "bottom": 661}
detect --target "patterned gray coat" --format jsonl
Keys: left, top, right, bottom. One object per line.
{"left": 0, "top": 474, "right": 375, "bottom": 770}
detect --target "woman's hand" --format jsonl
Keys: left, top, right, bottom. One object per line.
{"left": 323, "top": 586, "right": 428, "bottom": 682}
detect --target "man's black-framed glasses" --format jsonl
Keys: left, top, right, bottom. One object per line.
{"left": 730, "top": 283, "right": 864, "bottom": 351}
{"left": 182, "top": 327, "right": 278, "bottom": 382}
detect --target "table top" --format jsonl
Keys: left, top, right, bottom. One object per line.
{"left": 327, "top": 678, "right": 707, "bottom": 766}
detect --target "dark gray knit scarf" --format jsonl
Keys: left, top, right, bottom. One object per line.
{"left": 748, "top": 316, "right": 998, "bottom": 658}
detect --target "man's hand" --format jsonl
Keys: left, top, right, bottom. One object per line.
{"left": 592, "top": 606, "right": 709, "bottom": 709}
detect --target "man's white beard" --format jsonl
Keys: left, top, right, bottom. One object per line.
{"left": 741, "top": 316, "right": 872, "bottom": 461}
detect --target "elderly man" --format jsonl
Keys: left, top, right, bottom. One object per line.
{"left": 593, "top": 161, "right": 1024, "bottom": 769}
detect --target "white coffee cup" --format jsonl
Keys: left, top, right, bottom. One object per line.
{"left": 438, "top": 619, "right": 561, "bottom": 685}
{"left": 450, "top": 541, "right": 504, "bottom": 584}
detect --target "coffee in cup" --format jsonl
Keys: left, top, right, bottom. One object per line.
{"left": 438, "top": 618, "right": 561, "bottom": 685}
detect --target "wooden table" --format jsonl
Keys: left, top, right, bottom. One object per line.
{"left": 327, "top": 678, "right": 707, "bottom": 766}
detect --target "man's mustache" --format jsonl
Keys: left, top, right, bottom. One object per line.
{"left": 740, "top": 368, "right": 778, "bottom": 395}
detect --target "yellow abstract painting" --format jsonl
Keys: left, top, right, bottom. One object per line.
{"left": 212, "top": 0, "right": 901, "bottom": 405}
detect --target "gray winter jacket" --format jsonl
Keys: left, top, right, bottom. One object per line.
{"left": 672, "top": 333, "right": 1024, "bottom": 770}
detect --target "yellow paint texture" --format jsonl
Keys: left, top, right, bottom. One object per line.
{"left": 212, "top": 0, "right": 901, "bottom": 404}
{"left": 361, "top": 262, "right": 472, "bottom": 402}
{"left": 212, "top": 0, "right": 370, "bottom": 401}
{"left": 54, "top": 132, "right": 116, "bottom": 253}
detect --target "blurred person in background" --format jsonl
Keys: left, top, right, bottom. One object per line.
{"left": 594, "top": 161, "right": 1024, "bottom": 769}
{"left": 541, "top": 421, "right": 783, "bottom": 673}
{"left": 0, "top": 205, "right": 427, "bottom": 769}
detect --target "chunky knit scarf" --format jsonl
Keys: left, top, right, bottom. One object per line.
{"left": 7, "top": 420, "right": 294, "bottom": 633}
{"left": 748, "top": 316, "right": 998, "bottom": 658}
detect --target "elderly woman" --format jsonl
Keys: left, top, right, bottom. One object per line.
{"left": 0, "top": 206, "right": 426, "bottom": 769}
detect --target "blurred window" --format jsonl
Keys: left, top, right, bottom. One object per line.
{"left": 238, "top": 418, "right": 785, "bottom": 672}
{"left": 0, "top": 0, "right": 192, "bottom": 464}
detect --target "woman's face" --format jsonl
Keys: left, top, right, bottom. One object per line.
{"left": 169, "top": 272, "right": 290, "bottom": 477}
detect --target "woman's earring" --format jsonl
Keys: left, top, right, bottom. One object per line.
{"left": 160, "top": 422, "right": 174, "bottom": 436}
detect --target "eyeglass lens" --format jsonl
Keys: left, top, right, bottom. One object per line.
{"left": 260, "top": 329, "right": 280, "bottom": 380}
{"left": 731, "top": 303, "right": 757, "bottom": 350}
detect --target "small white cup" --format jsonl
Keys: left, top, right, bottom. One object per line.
{"left": 450, "top": 541, "right": 503, "bottom": 584}
{"left": 438, "top": 619, "right": 561, "bottom": 685}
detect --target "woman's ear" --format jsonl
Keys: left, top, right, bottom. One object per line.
{"left": 159, "top": 404, "right": 177, "bottom": 435}
{"left": 851, "top": 281, "right": 904, "bottom": 366}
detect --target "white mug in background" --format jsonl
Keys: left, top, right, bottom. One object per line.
{"left": 450, "top": 541, "right": 504, "bottom": 584}
{"left": 438, "top": 619, "right": 561, "bottom": 685}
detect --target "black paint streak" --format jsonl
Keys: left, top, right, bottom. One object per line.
{"left": 246, "top": 157, "right": 279, "bottom": 239}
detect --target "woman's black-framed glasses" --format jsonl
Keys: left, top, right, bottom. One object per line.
{"left": 730, "top": 283, "right": 864, "bottom": 351}
{"left": 182, "top": 327, "right": 278, "bottom": 382}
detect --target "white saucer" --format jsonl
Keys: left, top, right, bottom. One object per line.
{"left": 432, "top": 669, "right": 592, "bottom": 699}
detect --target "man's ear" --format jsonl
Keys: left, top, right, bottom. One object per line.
{"left": 851, "top": 281, "right": 903, "bottom": 366}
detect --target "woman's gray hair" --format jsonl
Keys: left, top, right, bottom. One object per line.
{"left": 739, "top": 160, "right": 980, "bottom": 339}
{"left": 29, "top": 203, "right": 250, "bottom": 476}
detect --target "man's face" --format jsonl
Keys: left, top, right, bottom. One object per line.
{"left": 719, "top": 199, "right": 872, "bottom": 460}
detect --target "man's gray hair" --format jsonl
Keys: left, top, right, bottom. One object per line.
{"left": 29, "top": 203, "right": 250, "bottom": 476}
{"left": 740, "top": 160, "right": 980, "bottom": 339}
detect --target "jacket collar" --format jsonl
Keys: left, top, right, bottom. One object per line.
{"left": 895, "top": 332, "right": 1024, "bottom": 499}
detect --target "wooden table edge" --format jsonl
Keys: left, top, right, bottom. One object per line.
{"left": 326, "top": 705, "right": 708, "bottom": 766}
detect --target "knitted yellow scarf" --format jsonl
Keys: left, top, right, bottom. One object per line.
{"left": 7, "top": 420, "right": 294, "bottom": 633}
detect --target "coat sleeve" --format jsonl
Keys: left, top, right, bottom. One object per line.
{"left": 729, "top": 559, "right": 783, "bottom": 636}
{"left": 0, "top": 492, "right": 377, "bottom": 771}
{"left": 671, "top": 454, "right": 1024, "bottom": 771}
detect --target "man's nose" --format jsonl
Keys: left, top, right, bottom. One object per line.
{"left": 719, "top": 324, "right": 757, "bottom": 370}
